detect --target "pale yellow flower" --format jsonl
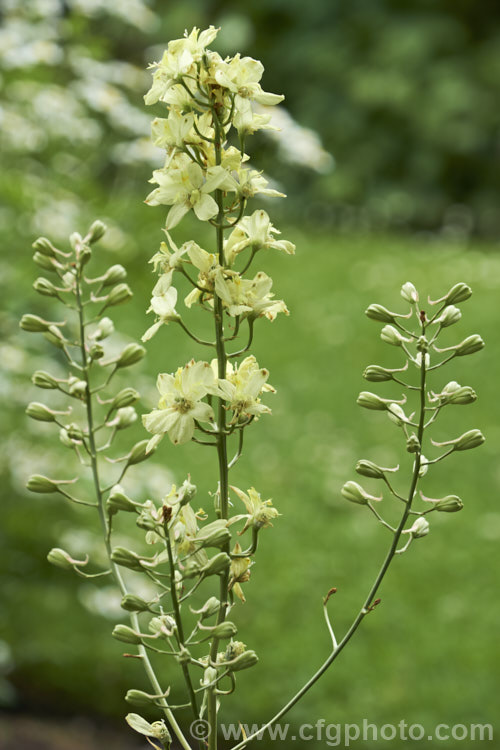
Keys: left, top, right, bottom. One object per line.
{"left": 229, "top": 486, "right": 280, "bottom": 534}
{"left": 142, "top": 360, "right": 216, "bottom": 446}
{"left": 214, "top": 355, "right": 274, "bottom": 423}
{"left": 215, "top": 270, "right": 289, "bottom": 320}
{"left": 224, "top": 209, "right": 295, "bottom": 264}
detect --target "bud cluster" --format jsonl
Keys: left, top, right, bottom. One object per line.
{"left": 342, "top": 281, "right": 484, "bottom": 555}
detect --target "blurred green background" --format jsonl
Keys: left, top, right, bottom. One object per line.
{"left": 1, "top": 0, "right": 499, "bottom": 748}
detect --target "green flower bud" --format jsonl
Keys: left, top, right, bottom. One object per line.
{"left": 78, "top": 245, "right": 92, "bottom": 267}
{"left": 227, "top": 649, "right": 259, "bottom": 672}
{"left": 387, "top": 403, "right": 408, "bottom": 426}
{"left": 341, "top": 481, "right": 381, "bottom": 505}
{"left": 32, "top": 370, "right": 58, "bottom": 389}
{"left": 191, "top": 596, "right": 221, "bottom": 620}
{"left": 33, "top": 277, "right": 59, "bottom": 298}
{"left": 380, "top": 325, "right": 410, "bottom": 347}
{"left": 66, "top": 423, "right": 84, "bottom": 441}
{"left": 127, "top": 439, "right": 154, "bottom": 465}
{"left": 112, "top": 624, "right": 142, "bottom": 644}
{"left": 363, "top": 365, "right": 393, "bottom": 382}
{"left": 435, "top": 305, "right": 461, "bottom": 327}
{"left": 69, "top": 232, "right": 83, "bottom": 250}
{"left": 106, "top": 485, "right": 138, "bottom": 514}
{"left": 177, "top": 477, "right": 197, "bottom": 504}
{"left": 151, "top": 721, "right": 171, "bottom": 743}
{"left": 201, "top": 552, "right": 231, "bottom": 577}
{"left": 202, "top": 666, "right": 219, "bottom": 687}
{"left": 224, "top": 640, "right": 247, "bottom": 660}
{"left": 87, "top": 220, "right": 107, "bottom": 244}
{"left": 47, "top": 548, "right": 76, "bottom": 570}
{"left": 357, "top": 391, "right": 391, "bottom": 411}
{"left": 203, "top": 621, "right": 237, "bottom": 640}
{"left": 20, "top": 314, "right": 53, "bottom": 332}
{"left": 435, "top": 495, "right": 464, "bottom": 513}
{"left": 121, "top": 594, "right": 151, "bottom": 612}
{"left": 455, "top": 335, "right": 485, "bottom": 357}
{"left": 32, "top": 236, "right": 58, "bottom": 257}
{"left": 406, "top": 517, "right": 429, "bottom": 538}
{"left": 443, "top": 386, "right": 477, "bottom": 405}
{"left": 100, "top": 265, "right": 127, "bottom": 288}
{"left": 59, "top": 428, "right": 75, "bottom": 448}
{"left": 401, "top": 282, "right": 419, "bottom": 304}
{"left": 406, "top": 435, "right": 420, "bottom": 453}
{"left": 27, "top": 474, "right": 59, "bottom": 493}
{"left": 111, "top": 547, "right": 144, "bottom": 572}
{"left": 92, "top": 317, "right": 114, "bottom": 340}
{"left": 149, "top": 615, "right": 176, "bottom": 636}
{"left": 443, "top": 282, "right": 472, "bottom": 306}
{"left": 26, "top": 402, "right": 56, "bottom": 422}
{"left": 33, "top": 251, "right": 58, "bottom": 273}
{"left": 112, "top": 407, "right": 138, "bottom": 430}
{"left": 195, "top": 519, "right": 231, "bottom": 549}
{"left": 355, "top": 460, "right": 398, "bottom": 480}
{"left": 453, "top": 429, "right": 485, "bottom": 451}
{"left": 365, "top": 304, "right": 399, "bottom": 324}
{"left": 116, "top": 343, "right": 146, "bottom": 369}
{"left": 102, "top": 283, "right": 132, "bottom": 309}
{"left": 68, "top": 379, "right": 88, "bottom": 399}
{"left": 111, "top": 388, "right": 140, "bottom": 411}
{"left": 89, "top": 343, "right": 105, "bottom": 360}
{"left": 125, "top": 690, "right": 158, "bottom": 707}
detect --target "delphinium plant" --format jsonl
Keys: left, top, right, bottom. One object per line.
{"left": 22, "top": 26, "right": 485, "bottom": 750}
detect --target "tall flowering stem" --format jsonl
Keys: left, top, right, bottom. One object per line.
{"left": 140, "top": 26, "right": 291, "bottom": 749}
{"left": 231, "top": 281, "right": 485, "bottom": 749}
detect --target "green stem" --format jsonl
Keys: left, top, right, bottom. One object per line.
{"left": 207, "top": 104, "right": 231, "bottom": 750}
{"left": 230, "top": 321, "right": 428, "bottom": 750}
{"left": 74, "top": 269, "right": 193, "bottom": 750}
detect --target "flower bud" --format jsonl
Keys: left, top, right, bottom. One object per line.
{"left": 406, "top": 435, "right": 420, "bottom": 453}
{"left": 455, "top": 335, "right": 485, "bottom": 357}
{"left": 341, "top": 481, "right": 381, "bottom": 505}
{"left": 127, "top": 439, "right": 154, "bottom": 465}
{"left": 20, "top": 314, "right": 53, "bottom": 332}
{"left": 355, "top": 460, "right": 397, "bottom": 480}
{"left": 121, "top": 594, "right": 151, "bottom": 612}
{"left": 202, "top": 667, "right": 218, "bottom": 687}
{"left": 89, "top": 343, "right": 105, "bottom": 360}
{"left": 365, "top": 305, "right": 399, "bottom": 324}
{"left": 453, "top": 429, "right": 485, "bottom": 451}
{"left": 27, "top": 474, "right": 59, "bottom": 493}
{"left": 92, "top": 317, "right": 114, "bottom": 340}
{"left": 111, "top": 388, "right": 140, "bottom": 411}
{"left": 201, "top": 552, "right": 231, "bottom": 577}
{"left": 87, "top": 220, "right": 107, "bottom": 244}
{"left": 47, "top": 548, "right": 80, "bottom": 570}
{"left": 116, "top": 343, "right": 146, "bottom": 369}
{"left": 435, "top": 495, "right": 463, "bottom": 512}
{"left": 32, "top": 370, "right": 58, "bottom": 389}
{"left": 26, "top": 402, "right": 56, "bottom": 422}
{"left": 33, "top": 252, "right": 58, "bottom": 273}
{"left": 59, "top": 428, "right": 75, "bottom": 448}
{"left": 387, "top": 403, "right": 408, "bottom": 426}
{"left": 112, "top": 624, "right": 142, "bottom": 644}
{"left": 227, "top": 649, "right": 259, "bottom": 672}
{"left": 78, "top": 245, "right": 92, "bottom": 267}
{"left": 68, "top": 379, "right": 88, "bottom": 399}
{"left": 32, "top": 236, "right": 58, "bottom": 257}
{"left": 112, "top": 407, "right": 138, "bottom": 430}
{"left": 106, "top": 485, "right": 138, "bottom": 514}
{"left": 33, "top": 277, "right": 59, "bottom": 298}
{"left": 191, "top": 596, "right": 221, "bottom": 620}
{"left": 421, "top": 492, "right": 463, "bottom": 513}
{"left": 357, "top": 392, "right": 388, "bottom": 411}
{"left": 442, "top": 386, "right": 477, "bottom": 405}
{"left": 111, "top": 546, "right": 144, "bottom": 571}
{"left": 99, "top": 283, "right": 133, "bottom": 311}
{"left": 363, "top": 365, "right": 393, "bottom": 382}
{"left": 224, "top": 640, "right": 247, "bottom": 660}
{"left": 69, "top": 232, "right": 83, "bottom": 250}
{"left": 177, "top": 477, "right": 197, "bottom": 504}
{"left": 195, "top": 520, "right": 231, "bottom": 549}
{"left": 443, "top": 282, "right": 472, "bottom": 306}
{"left": 380, "top": 325, "right": 410, "bottom": 347}
{"left": 149, "top": 615, "right": 176, "bottom": 637}
{"left": 125, "top": 690, "right": 158, "bottom": 707}
{"left": 406, "top": 517, "right": 429, "bottom": 538}
{"left": 202, "top": 621, "right": 238, "bottom": 640}
{"left": 435, "top": 305, "right": 461, "bottom": 327}
{"left": 65, "top": 423, "right": 84, "bottom": 441}
{"left": 100, "top": 265, "right": 127, "bottom": 288}
{"left": 401, "top": 282, "right": 419, "bottom": 304}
